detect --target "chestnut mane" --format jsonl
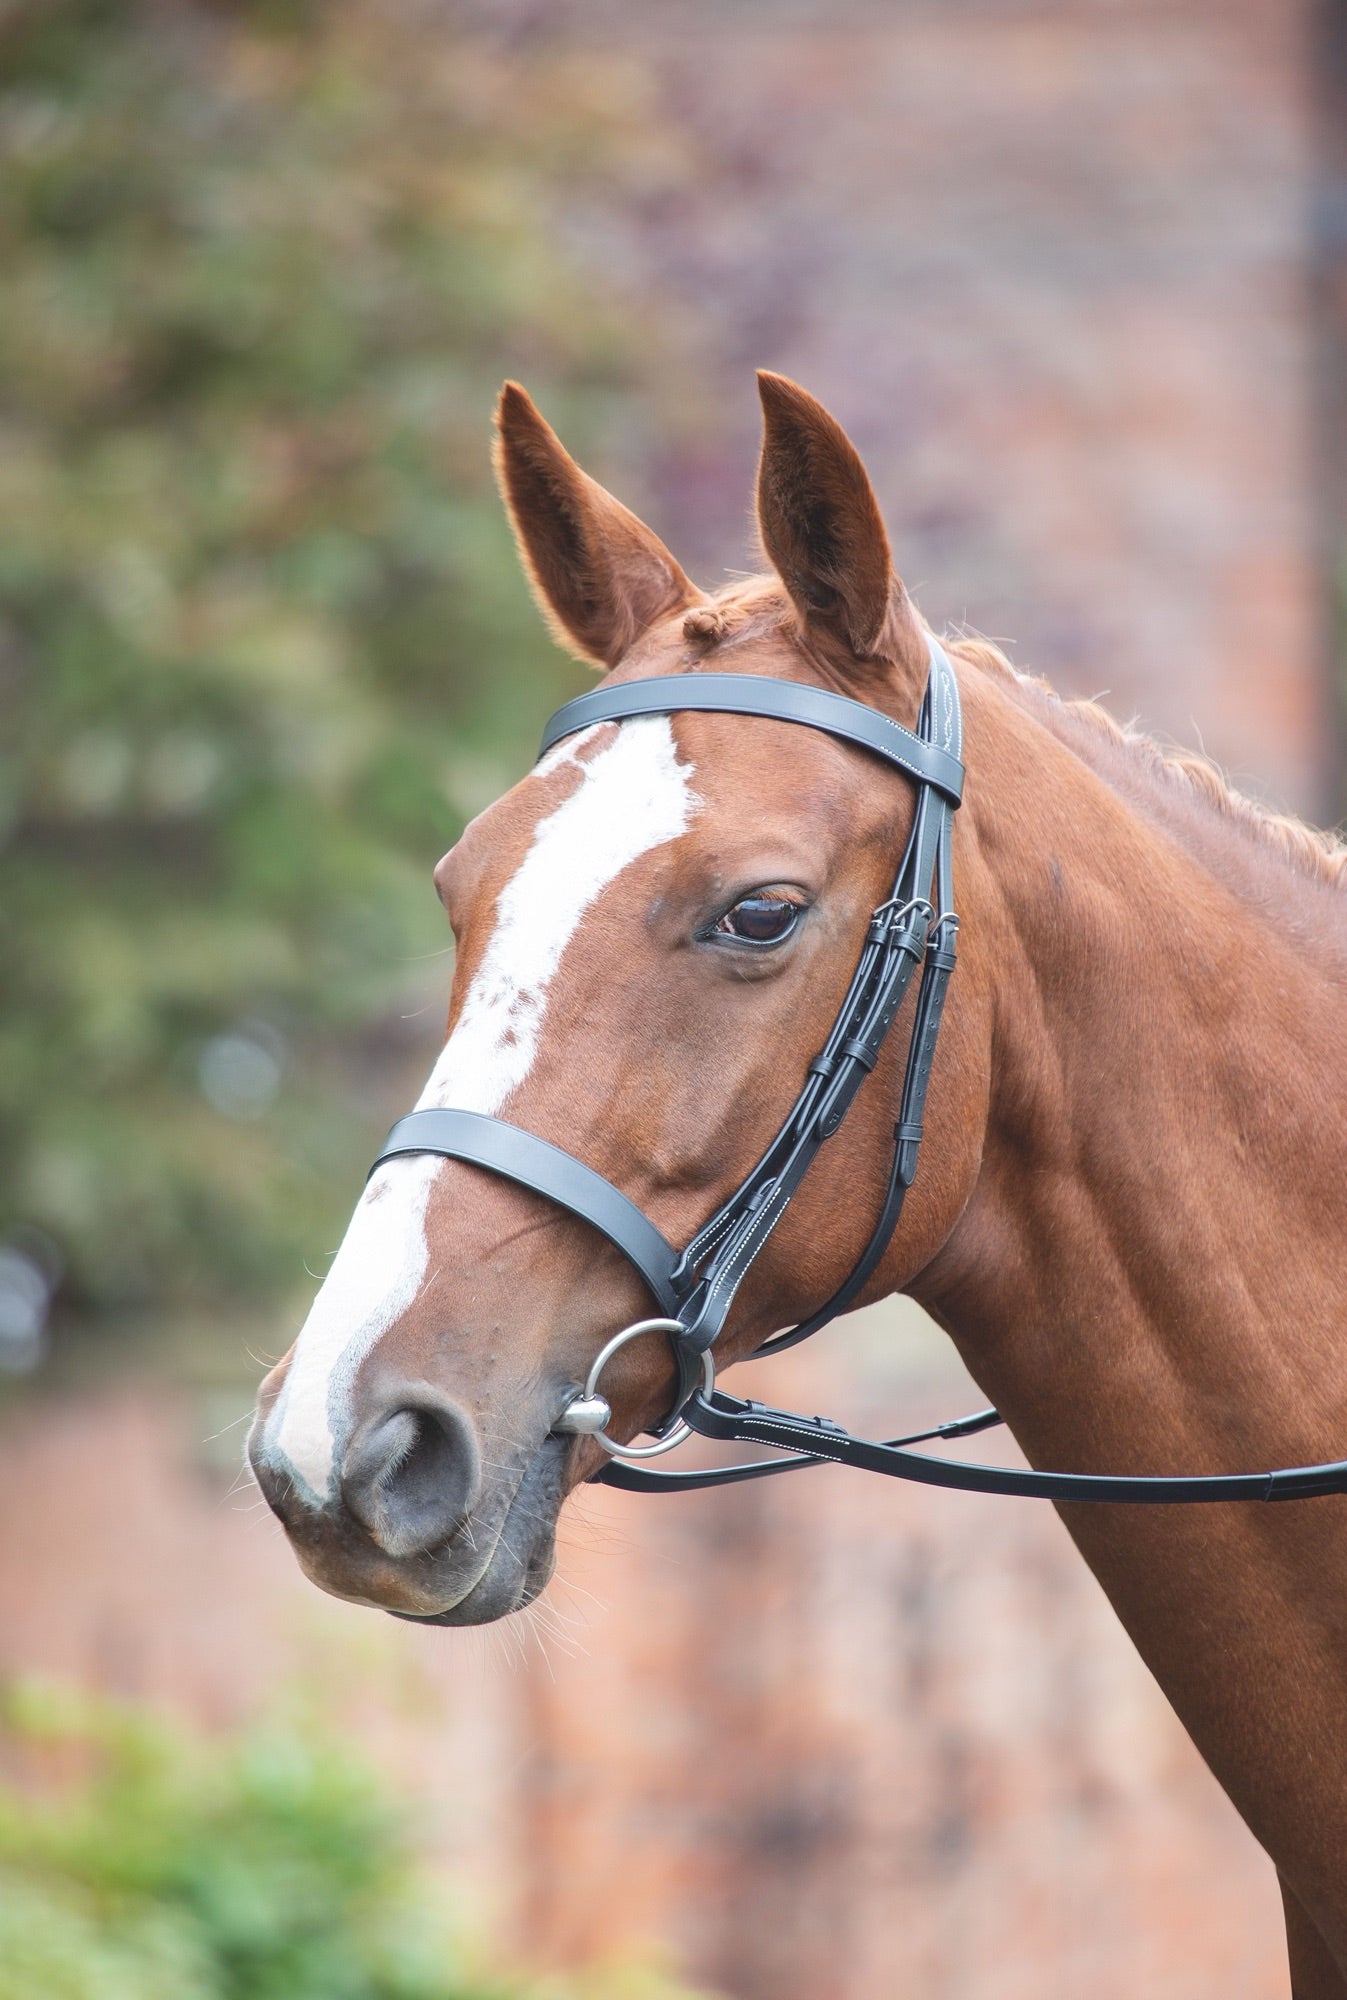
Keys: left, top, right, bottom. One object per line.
{"left": 951, "top": 631, "right": 1347, "bottom": 892}
{"left": 685, "top": 576, "right": 1347, "bottom": 893}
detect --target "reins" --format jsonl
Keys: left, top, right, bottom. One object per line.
{"left": 369, "top": 638, "right": 1347, "bottom": 1506}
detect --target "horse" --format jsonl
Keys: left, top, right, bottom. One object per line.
{"left": 249, "top": 372, "right": 1347, "bottom": 1995}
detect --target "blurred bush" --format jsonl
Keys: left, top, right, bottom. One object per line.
{"left": 0, "top": 1681, "right": 706, "bottom": 2000}
{"left": 0, "top": 0, "right": 693, "bottom": 1336}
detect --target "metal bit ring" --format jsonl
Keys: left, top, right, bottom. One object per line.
{"left": 557, "top": 1316, "right": 715, "bottom": 1459}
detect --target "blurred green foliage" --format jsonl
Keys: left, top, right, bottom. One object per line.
{"left": 0, "top": 1681, "right": 707, "bottom": 2000}
{"left": 0, "top": 0, "right": 692, "bottom": 1324}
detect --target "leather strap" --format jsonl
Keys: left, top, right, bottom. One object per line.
{"left": 599, "top": 1405, "right": 1005, "bottom": 1494}
{"left": 669, "top": 897, "right": 932, "bottom": 1362}
{"left": 674, "top": 1390, "right": 1347, "bottom": 1504}
{"left": 541, "top": 673, "right": 965, "bottom": 804}
{"left": 371, "top": 1110, "right": 682, "bottom": 1317}
{"left": 657, "top": 648, "right": 962, "bottom": 1373}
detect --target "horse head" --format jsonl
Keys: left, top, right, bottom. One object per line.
{"left": 248, "top": 374, "right": 991, "bottom": 1621}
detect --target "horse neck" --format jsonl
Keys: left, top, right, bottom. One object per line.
{"left": 925, "top": 668, "right": 1347, "bottom": 1477}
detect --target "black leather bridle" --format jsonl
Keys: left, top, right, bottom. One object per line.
{"left": 368, "top": 638, "right": 1347, "bottom": 1505}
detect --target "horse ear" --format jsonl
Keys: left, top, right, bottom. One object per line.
{"left": 755, "top": 372, "right": 926, "bottom": 678}
{"left": 494, "top": 382, "right": 701, "bottom": 669}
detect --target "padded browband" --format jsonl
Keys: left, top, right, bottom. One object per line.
{"left": 373, "top": 1110, "right": 681, "bottom": 1316}
{"left": 539, "top": 674, "right": 965, "bottom": 805}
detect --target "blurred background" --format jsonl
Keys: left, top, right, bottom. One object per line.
{"left": 2, "top": 0, "right": 1343, "bottom": 1994}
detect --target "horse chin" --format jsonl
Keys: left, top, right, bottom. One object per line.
{"left": 389, "top": 1525, "right": 558, "bottom": 1627}
{"left": 388, "top": 1448, "right": 563, "bottom": 1625}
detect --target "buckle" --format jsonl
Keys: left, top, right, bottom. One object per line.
{"left": 866, "top": 895, "right": 934, "bottom": 950}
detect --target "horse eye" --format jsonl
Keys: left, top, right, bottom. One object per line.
{"left": 711, "top": 895, "right": 802, "bottom": 945}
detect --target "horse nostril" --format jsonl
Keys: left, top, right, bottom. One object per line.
{"left": 339, "top": 1391, "right": 482, "bottom": 1559}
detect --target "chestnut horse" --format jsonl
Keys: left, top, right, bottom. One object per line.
{"left": 250, "top": 374, "right": 1347, "bottom": 1994}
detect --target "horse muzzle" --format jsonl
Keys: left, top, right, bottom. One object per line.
{"left": 247, "top": 1371, "right": 569, "bottom": 1622}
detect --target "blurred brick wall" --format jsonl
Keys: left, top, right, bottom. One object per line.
{"left": 536, "top": 0, "right": 1328, "bottom": 819}
{"left": 0, "top": 1310, "right": 1290, "bottom": 1999}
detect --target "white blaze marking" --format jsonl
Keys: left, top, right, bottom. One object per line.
{"left": 264, "top": 717, "right": 698, "bottom": 1499}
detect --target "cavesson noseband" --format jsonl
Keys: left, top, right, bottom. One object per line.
{"left": 369, "top": 639, "right": 1347, "bottom": 1505}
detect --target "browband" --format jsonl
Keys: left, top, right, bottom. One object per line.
{"left": 540, "top": 672, "right": 964, "bottom": 804}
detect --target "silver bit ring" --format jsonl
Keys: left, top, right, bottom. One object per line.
{"left": 555, "top": 1317, "right": 715, "bottom": 1459}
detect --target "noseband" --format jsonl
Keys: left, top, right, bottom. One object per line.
{"left": 369, "top": 639, "right": 1347, "bottom": 1506}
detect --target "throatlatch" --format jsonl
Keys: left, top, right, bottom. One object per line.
{"left": 368, "top": 637, "right": 1347, "bottom": 1506}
